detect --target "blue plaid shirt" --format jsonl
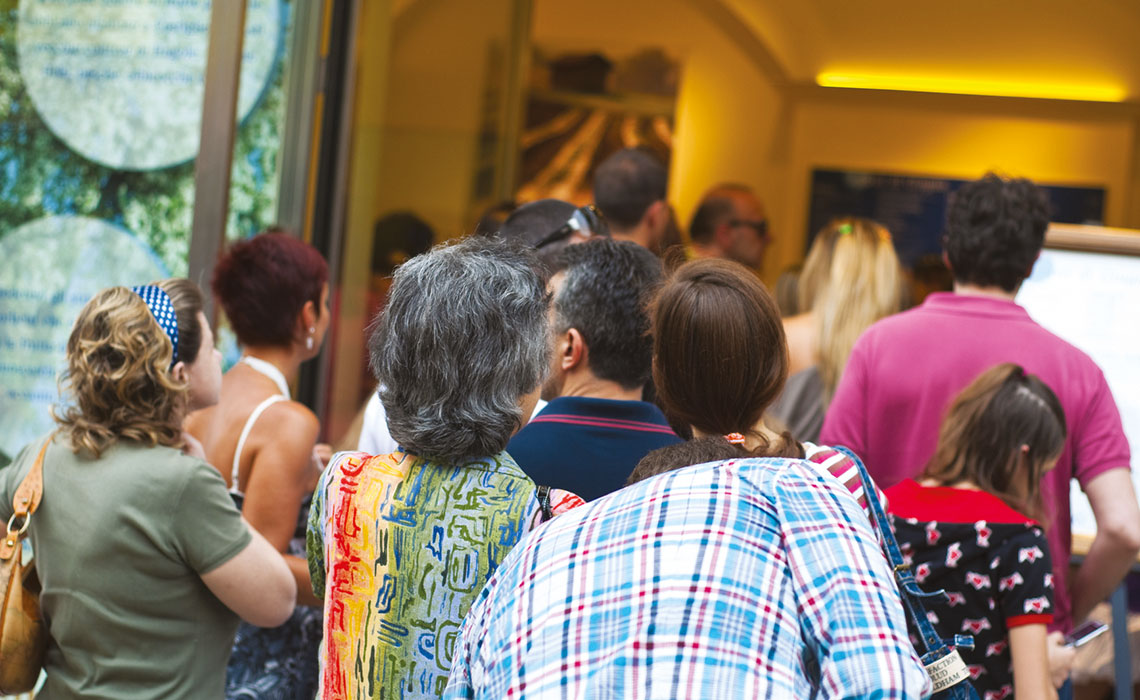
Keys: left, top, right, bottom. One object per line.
{"left": 445, "top": 457, "right": 931, "bottom": 699}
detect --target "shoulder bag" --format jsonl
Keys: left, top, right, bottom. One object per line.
{"left": 834, "top": 445, "right": 981, "bottom": 700}
{"left": 535, "top": 484, "right": 554, "bottom": 523}
{"left": 0, "top": 436, "right": 50, "bottom": 694}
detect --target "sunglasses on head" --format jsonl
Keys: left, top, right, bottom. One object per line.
{"left": 533, "top": 204, "right": 610, "bottom": 251}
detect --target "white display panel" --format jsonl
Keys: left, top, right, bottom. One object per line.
{"left": 1018, "top": 246, "right": 1140, "bottom": 536}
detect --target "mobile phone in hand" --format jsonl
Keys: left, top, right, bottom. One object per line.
{"left": 1064, "top": 620, "right": 1109, "bottom": 648}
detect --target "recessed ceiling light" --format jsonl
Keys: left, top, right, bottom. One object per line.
{"left": 816, "top": 72, "right": 1126, "bottom": 103}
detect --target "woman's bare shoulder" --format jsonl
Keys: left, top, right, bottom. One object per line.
{"left": 783, "top": 312, "right": 817, "bottom": 376}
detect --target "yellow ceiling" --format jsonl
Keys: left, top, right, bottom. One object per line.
{"left": 722, "top": 0, "right": 1140, "bottom": 102}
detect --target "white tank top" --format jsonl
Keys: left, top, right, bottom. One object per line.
{"left": 229, "top": 357, "right": 290, "bottom": 497}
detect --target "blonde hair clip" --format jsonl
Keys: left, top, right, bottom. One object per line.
{"left": 724, "top": 432, "right": 746, "bottom": 445}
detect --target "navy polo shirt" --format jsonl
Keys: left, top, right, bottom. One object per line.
{"left": 507, "top": 396, "right": 682, "bottom": 501}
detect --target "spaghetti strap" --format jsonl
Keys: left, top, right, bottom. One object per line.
{"left": 230, "top": 395, "right": 288, "bottom": 496}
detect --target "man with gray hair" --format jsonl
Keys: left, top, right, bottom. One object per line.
{"left": 507, "top": 237, "right": 681, "bottom": 501}
{"left": 308, "top": 237, "right": 582, "bottom": 700}
{"left": 356, "top": 198, "right": 608, "bottom": 455}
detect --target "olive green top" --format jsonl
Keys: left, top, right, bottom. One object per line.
{"left": 0, "top": 433, "right": 251, "bottom": 699}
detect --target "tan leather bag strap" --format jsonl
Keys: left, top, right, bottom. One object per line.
{"left": 0, "top": 436, "right": 50, "bottom": 561}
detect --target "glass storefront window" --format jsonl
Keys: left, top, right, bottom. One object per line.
{"left": 0, "top": 0, "right": 301, "bottom": 466}
{"left": 322, "top": 0, "right": 524, "bottom": 447}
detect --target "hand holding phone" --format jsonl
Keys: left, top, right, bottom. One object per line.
{"left": 1047, "top": 631, "right": 1076, "bottom": 689}
{"left": 1064, "top": 620, "right": 1109, "bottom": 648}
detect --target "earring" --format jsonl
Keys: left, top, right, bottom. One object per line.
{"left": 306, "top": 326, "right": 316, "bottom": 351}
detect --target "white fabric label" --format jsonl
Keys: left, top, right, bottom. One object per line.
{"left": 926, "top": 649, "right": 970, "bottom": 692}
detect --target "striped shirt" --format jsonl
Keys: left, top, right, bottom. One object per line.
{"left": 506, "top": 396, "right": 682, "bottom": 501}
{"left": 445, "top": 456, "right": 930, "bottom": 699}
{"left": 802, "top": 441, "right": 888, "bottom": 518}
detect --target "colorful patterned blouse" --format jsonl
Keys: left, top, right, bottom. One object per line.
{"left": 306, "top": 450, "right": 582, "bottom": 700}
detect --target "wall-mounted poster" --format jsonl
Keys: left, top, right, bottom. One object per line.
{"left": 512, "top": 47, "right": 677, "bottom": 205}
{"left": 806, "top": 169, "right": 1107, "bottom": 269}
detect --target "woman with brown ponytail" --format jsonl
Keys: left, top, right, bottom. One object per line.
{"left": 630, "top": 257, "right": 879, "bottom": 514}
{"left": 650, "top": 258, "right": 799, "bottom": 457}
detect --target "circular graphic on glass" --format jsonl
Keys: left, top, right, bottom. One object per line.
{"left": 17, "top": 0, "right": 281, "bottom": 171}
{"left": 0, "top": 216, "right": 167, "bottom": 460}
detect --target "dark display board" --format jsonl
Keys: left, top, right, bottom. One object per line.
{"left": 806, "top": 169, "right": 1107, "bottom": 268}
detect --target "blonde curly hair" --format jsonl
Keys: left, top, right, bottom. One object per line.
{"left": 54, "top": 286, "right": 188, "bottom": 456}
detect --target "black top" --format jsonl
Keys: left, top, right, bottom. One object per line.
{"left": 886, "top": 479, "right": 1055, "bottom": 697}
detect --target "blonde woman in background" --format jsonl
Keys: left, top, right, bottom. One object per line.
{"left": 772, "top": 217, "right": 904, "bottom": 441}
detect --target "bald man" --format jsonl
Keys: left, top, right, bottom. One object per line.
{"left": 687, "top": 184, "right": 770, "bottom": 269}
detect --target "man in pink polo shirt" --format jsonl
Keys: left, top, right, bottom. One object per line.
{"left": 821, "top": 173, "right": 1140, "bottom": 640}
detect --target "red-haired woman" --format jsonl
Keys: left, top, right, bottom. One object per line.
{"left": 185, "top": 231, "right": 329, "bottom": 699}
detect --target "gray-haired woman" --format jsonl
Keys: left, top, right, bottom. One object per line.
{"left": 305, "top": 236, "right": 582, "bottom": 699}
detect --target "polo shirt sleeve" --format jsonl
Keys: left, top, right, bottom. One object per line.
{"left": 1072, "top": 367, "right": 1131, "bottom": 487}
{"left": 819, "top": 333, "right": 870, "bottom": 458}
{"left": 996, "top": 526, "right": 1054, "bottom": 628}
{"left": 172, "top": 458, "right": 252, "bottom": 575}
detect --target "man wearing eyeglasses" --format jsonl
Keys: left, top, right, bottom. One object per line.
{"left": 687, "top": 183, "right": 771, "bottom": 270}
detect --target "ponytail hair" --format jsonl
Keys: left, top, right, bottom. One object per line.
{"left": 651, "top": 258, "right": 803, "bottom": 459}
{"left": 800, "top": 217, "right": 904, "bottom": 404}
{"left": 922, "top": 363, "right": 1066, "bottom": 519}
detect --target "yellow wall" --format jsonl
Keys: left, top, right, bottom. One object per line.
{"left": 375, "top": 1, "right": 516, "bottom": 238}
{"left": 326, "top": 0, "right": 519, "bottom": 439}
{"left": 324, "top": 0, "right": 1139, "bottom": 437}
{"left": 533, "top": 0, "right": 1140, "bottom": 284}
{"left": 350, "top": 0, "right": 1140, "bottom": 289}
{"left": 533, "top": 0, "right": 790, "bottom": 279}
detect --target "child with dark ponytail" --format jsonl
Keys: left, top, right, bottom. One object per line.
{"left": 886, "top": 363, "right": 1074, "bottom": 700}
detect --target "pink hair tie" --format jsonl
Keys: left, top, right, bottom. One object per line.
{"left": 724, "top": 432, "right": 746, "bottom": 445}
